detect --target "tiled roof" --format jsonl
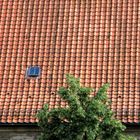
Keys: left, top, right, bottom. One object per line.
{"left": 0, "top": 0, "right": 140, "bottom": 124}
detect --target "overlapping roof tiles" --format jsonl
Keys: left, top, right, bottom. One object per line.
{"left": 0, "top": 0, "right": 140, "bottom": 123}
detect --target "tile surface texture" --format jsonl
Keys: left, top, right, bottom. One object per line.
{"left": 0, "top": 0, "right": 140, "bottom": 123}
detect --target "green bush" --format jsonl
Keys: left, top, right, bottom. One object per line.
{"left": 37, "top": 74, "right": 136, "bottom": 140}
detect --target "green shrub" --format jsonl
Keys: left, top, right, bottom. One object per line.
{"left": 37, "top": 74, "right": 136, "bottom": 140}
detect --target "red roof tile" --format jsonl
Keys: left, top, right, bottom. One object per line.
{"left": 0, "top": 0, "right": 140, "bottom": 123}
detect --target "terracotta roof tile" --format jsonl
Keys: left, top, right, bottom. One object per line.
{"left": 0, "top": 0, "right": 140, "bottom": 123}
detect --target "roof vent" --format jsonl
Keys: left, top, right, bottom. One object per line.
{"left": 26, "top": 66, "right": 41, "bottom": 78}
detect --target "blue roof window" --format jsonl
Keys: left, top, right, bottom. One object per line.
{"left": 26, "top": 66, "right": 41, "bottom": 78}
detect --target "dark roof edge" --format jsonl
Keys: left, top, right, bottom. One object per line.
{"left": 123, "top": 122, "right": 140, "bottom": 128}
{"left": 0, "top": 122, "right": 38, "bottom": 127}
{"left": 0, "top": 122, "right": 139, "bottom": 126}
{"left": 123, "top": 123, "right": 140, "bottom": 126}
